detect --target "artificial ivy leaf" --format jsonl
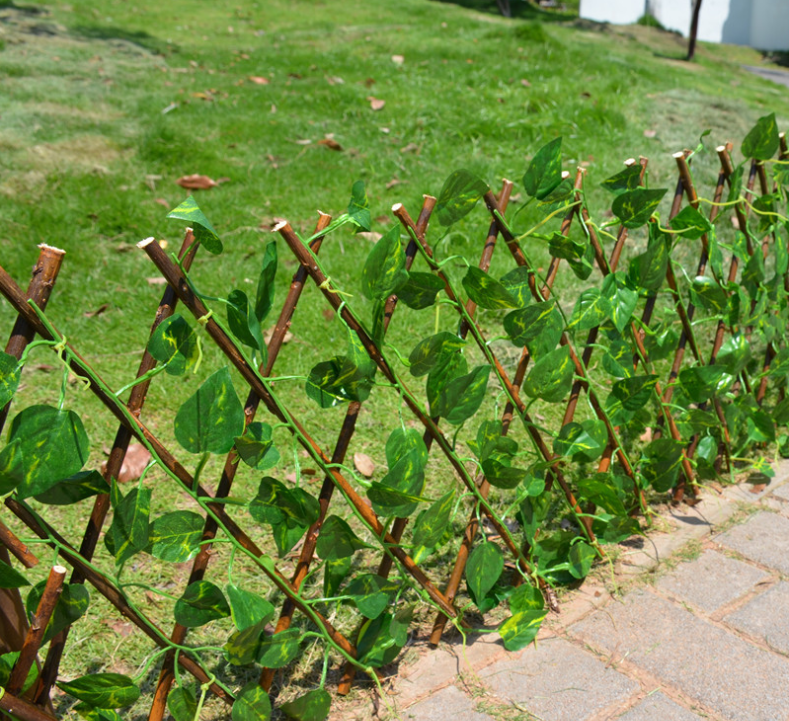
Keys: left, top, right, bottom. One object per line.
{"left": 168, "top": 686, "right": 198, "bottom": 721}
{"left": 547, "top": 231, "right": 586, "bottom": 261}
{"left": 678, "top": 365, "right": 731, "bottom": 403}
{"left": 250, "top": 477, "right": 320, "bottom": 529}
{"left": 629, "top": 226, "right": 669, "bottom": 292}
{"left": 746, "top": 409, "right": 775, "bottom": 444}
{"left": 257, "top": 628, "right": 301, "bottom": 667}
{"left": 147, "top": 510, "right": 204, "bottom": 563}
{"left": 34, "top": 470, "right": 110, "bottom": 506}
{"left": 361, "top": 225, "right": 408, "bottom": 301}
{"left": 742, "top": 242, "right": 766, "bottom": 290}
{"left": 499, "top": 609, "right": 547, "bottom": 652}
{"left": 568, "top": 541, "right": 596, "bottom": 579}
{"left": 508, "top": 583, "right": 545, "bottom": 614}
{"left": 524, "top": 346, "right": 573, "bottom": 402}
{"left": 499, "top": 266, "right": 533, "bottom": 308}
{"left": 427, "top": 350, "right": 467, "bottom": 416}
{"left": 567, "top": 239, "right": 596, "bottom": 280}
{"left": 108, "top": 482, "right": 151, "bottom": 566}
{"left": 408, "top": 332, "right": 465, "bottom": 377}
{"left": 367, "top": 467, "right": 427, "bottom": 518}
{"left": 255, "top": 241, "right": 278, "bottom": 323}
{"left": 435, "top": 365, "right": 491, "bottom": 425}
{"left": 742, "top": 113, "right": 780, "bottom": 161}
{"left": 348, "top": 179, "right": 371, "bottom": 232}
{"left": 462, "top": 266, "right": 519, "bottom": 310}
{"left": 386, "top": 427, "right": 429, "bottom": 469}
{"left": 397, "top": 272, "right": 445, "bottom": 310}
{"left": 503, "top": 301, "right": 563, "bottom": 358}
{"left": 0, "top": 351, "right": 20, "bottom": 407}
{"left": 357, "top": 613, "right": 401, "bottom": 666}
{"left": 0, "top": 405, "right": 89, "bottom": 499}
{"left": 412, "top": 490, "right": 454, "bottom": 549}
{"left": 345, "top": 574, "right": 398, "bottom": 619}
{"left": 0, "top": 651, "right": 36, "bottom": 694}
{"left": 568, "top": 287, "right": 612, "bottom": 331}
{"left": 690, "top": 276, "right": 727, "bottom": 314}
{"left": 612, "top": 187, "right": 667, "bottom": 229}
{"left": 26, "top": 581, "right": 89, "bottom": 644}
{"left": 466, "top": 542, "right": 503, "bottom": 605}
{"left": 0, "top": 559, "right": 29, "bottom": 589}
{"left": 576, "top": 473, "right": 627, "bottom": 517}
{"left": 174, "top": 367, "right": 245, "bottom": 454}
{"left": 174, "top": 580, "right": 230, "bottom": 628}
{"left": 324, "top": 556, "right": 351, "bottom": 598}
{"left": 316, "top": 515, "right": 370, "bottom": 560}
{"left": 167, "top": 196, "right": 222, "bottom": 255}
{"left": 226, "top": 583, "right": 274, "bottom": 631}
{"left": 607, "top": 374, "right": 659, "bottom": 415}
{"left": 147, "top": 315, "right": 200, "bottom": 376}
{"left": 523, "top": 137, "right": 563, "bottom": 200}
{"left": 225, "top": 619, "right": 266, "bottom": 666}
{"left": 226, "top": 289, "right": 265, "bottom": 353}
{"left": 602, "top": 515, "right": 642, "bottom": 544}
{"left": 643, "top": 325, "right": 678, "bottom": 363}
{"left": 600, "top": 163, "right": 642, "bottom": 196}
{"left": 601, "top": 273, "right": 638, "bottom": 334}
{"left": 671, "top": 206, "right": 713, "bottom": 240}
{"left": 389, "top": 604, "right": 415, "bottom": 646}
{"left": 305, "top": 356, "right": 374, "bottom": 408}
{"left": 552, "top": 420, "right": 607, "bottom": 463}
{"left": 57, "top": 674, "right": 140, "bottom": 709}
{"left": 233, "top": 681, "right": 272, "bottom": 721}
{"left": 641, "top": 438, "right": 684, "bottom": 492}
{"left": 234, "top": 421, "right": 280, "bottom": 471}
{"left": 280, "top": 689, "right": 331, "bottom": 721}
{"left": 717, "top": 333, "right": 752, "bottom": 376}
{"left": 481, "top": 458, "right": 528, "bottom": 489}
{"left": 435, "top": 169, "right": 489, "bottom": 227}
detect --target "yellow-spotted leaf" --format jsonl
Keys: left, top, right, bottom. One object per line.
{"left": 523, "top": 346, "right": 573, "bottom": 402}
{"left": 612, "top": 187, "right": 667, "bottom": 229}
{"left": 498, "top": 610, "right": 547, "bottom": 651}
{"left": 462, "top": 266, "right": 519, "bottom": 310}
{"left": 174, "top": 580, "right": 230, "bottom": 628}
{"left": 412, "top": 490, "right": 454, "bottom": 549}
{"left": 280, "top": 689, "right": 331, "bottom": 721}
{"left": 361, "top": 225, "right": 408, "bottom": 301}
{"left": 233, "top": 681, "right": 272, "bottom": 721}
{"left": 57, "top": 673, "right": 140, "bottom": 709}
{"left": 147, "top": 510, "right": 204, "bottom": 563}
{"left": 408, "top": 332, "right": 465, "bottom": 377}
{"left": 434, "top": 169, "right": 489, "bottom": 226}
{"left": 147, "top": 314, "right": 200, "bottom": 376}
{"left": 256, "top": 628, "right": 301, "bottom": 668}
{"left": 0, "top": 352, "right": 20, "bottom": 407}
{"left": 167, "top": 195, "right": 222, "bottom": 254}
{"left": 503, "top": 301, "right": 562, "bottom": 358}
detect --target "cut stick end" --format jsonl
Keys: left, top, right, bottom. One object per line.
{"left": 624, "top": 157, "right": 636, "bottom": 166}
{"left": 52, "top": 565, "right": 67, "bottom": 575}
{"left": 137, "top": 237, "right": 156, "bottom": 249}
{"left": 392, "top": 202, "right": 403, "bottom": 212}
{"left": 317, "top": 210, "right": 330, "bottom": 218}
{"left": 672, "top": 151, "right": 686, "bottom": 159}
{"left": 272, "top": 220, "right": 289, "bottom": 232}
{"left": 715, "top": 145, "right": 727, "bottom": 153}
{"left": 561, "top": 170, "right": 571, "bottom": 179}
{"left": 37, "top": 243, "right": 66, "bottom": 255}
{"left": 779, "top": 131, "right": 785, "bottom": 139}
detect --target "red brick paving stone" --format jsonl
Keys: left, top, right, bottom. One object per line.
{"left": 616, "top": 691, "right": 704, "bottom": 720}
{"left": 656, "top": 550, "right": 768, "bottom": 614}
{"left": 569, "top": 589, "right": 789, "bottom": 721}
{"left": 478, "top": 637, "right": 639, "bottom": 721}
{"left": 403, "top": 685, "right": 493, "bottom": 721}
{"left": 716, "top": 511, "right": 789, "bottom": 575}
{"left": 724, "top": 582, "right": 789, "bottom": 655}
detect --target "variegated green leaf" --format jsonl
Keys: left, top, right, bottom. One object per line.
{"left": 568, "top": 287, "right": 612, "bottom": 331}
{"left": 357, "top": 613, "right": 401, "bottom": 666}
{"left": 249, "top": 476, "right": 319, "bottom": 529}
{"left": 523, "top": 137, "right": 563, "bottom": 200}
{"left": 107, "top": 481, "right": 150, "bottom": 566}
{"left": 316, "top": 515, "right": 370, "bottom": 560}
{"left": 345, "top": 574, "right": 398, "bottom": 619}
{"left": 280, "top": 689, "right": 331, "bottom": 721}
{"left": 503, "top": 301, "right": 563, "bottom": 358}
{"left": 678, "top": 365, "right": 732, "bottom": 403}
{"left": 233, "top": 681, "right": 272, "bottom": 721}
{"left": 690, "top": 276, "right": 727, "bottom": 314}
{"left": 234, "top": 421, "right": 280, "bottom": 470}
{"left": 396, "top": 272, "right": 445, "bottom": 310}
{"left": 167, "top": 686, "right": 198, "bottom": 721}
{"left": 601, "top": 273, "right": 638, "bottom": 334}
{"left": 612, "top": 187, "right": 667, "bottom": 229}
{"left": 499, "top": 266, "right": 532, "bottom": 308}
{"left": 523, "top": 346, "right": 573, "bottom": 402}
{"left": 0, "top": 559, "right": 29, "bottom": 589}
{"left": 435, "top": 364, "right": 491, "bottom": 425}
{"left": 742, "top": 113, "right": 779, "bottom": 160}
{"left": 568, "top": 541, "right": 596, "bottom": 579}
{"left": 466, "top": 542, "right": 503, "bottom": 605}
{"left": 628, "top": 228, "right": 669, "bottom": 292}
{"left": 0, "top": 351, "right": 20, "bottom": 407}
{"left": 305, "top": 355, "right": 373, "bottom": 408}
{"left": 547, "top": 230, "right": 586, "bottom": 261}
{"left": 462, "top": 267, "right": 519, "bottom": 310}
{"left": 600, "top": 163, "right": 642, "bottom": 196}
{"left": 226, "top": 583, "right": 275, "bottom": 631}
{"left": 147, "top": 314, "right": 199, "bottom": 376}
{"left": 671, "top": 206, "right": 713, "bottom": 240}
{"left": 361, "top": 225, "right": 408, "bottom": 301}
{"left": 174, "top": 580, "right": 230, "bottom": 628}
{"left": 255, "top": 240, "right": 278, "bottom": 322}
{"left": 167, "top": 195, "right": 222, "bottom": 254}
{"left": 641, "top": 438, "right": 684, "bottom": 492}
{"left": 26, "top": 581, "right": 89, "bottom": 644}
{"left": 225, "top": 619, "right": 266, "bottom": 666}
{"left": 348, "top": 179, "right": 371, "bottom": 232}
{"left": 57, "top": 673, "right": 140, "bottom": 709}
{"left": 412, "top": 490, "right": 454, "bottom": 549}
{"left": 552, "top": 420, "right": 607, "bottom": 463}
{"left": 408, "top": 331, "right": 465, "bottom": 377}
{"left": 498, "top": 609, "right": 547, "bottom": 651}
{"left": 435, "top": 169, "right": 488, "bottom": 226}
{"left": 256, "top": 628, "right": 301, "bottom": 668}
{"left": 147, "top": 510, "right": 204, "bottom": 563}
{"left": 226, "top": 289, "right": 265, "bottom": 353}
{"left": 481, "top": 458, "right": 527, "bottom": 489}
{"left": 34, "top": 469, "right": 109, "bottom": 506}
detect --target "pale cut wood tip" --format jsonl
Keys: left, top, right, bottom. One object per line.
{"left": 137, "top": 237, "right": 156, "bottom": 248}
{"left": 37, "top": 243, "right": 65, "bottom": 255}
{"left": 272, "top": 221, "right": 289, "bottom": 232}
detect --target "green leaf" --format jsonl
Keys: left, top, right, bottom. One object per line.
{"left": 348, "top": 179, "right": 371, "bottom": 232}
{"left": 174, "top": 580, "right": 230, "bottom": 628}
{"left": 499, "top": 266, "right": 533, "bottom": 308}
{"left": 435, "top": 169, "right": 489, "bottom": 227}
{"left": 671, "top": 206, "right": 713, "bottom": 240}
{"left": 280, "top": 689, "right": 331, "bottom": 721}
{"left": 26, "top": 581, "right": 89, "bottom": 644}
{"left": 357, "top": 612, "right": 400, "bottom": 666}
{"left": 250, "top": 476, "right": 319, "bottom": 529}
{"left": 227, "top": 289, "right": 265, "bottom": 353}
{"left": 412, "top": 490, "right": 454, "bottom": 549}
{"left": 600, "top": 163, "right": 642, "bottom": 196}
{"left": 462, "top": 266, "right": 519, "bottom": 310}
{"left": 607, "top": 374, "right": 659, "bottom": 416}
{"left": 225, "top": 619, "right": 266, "bottom": 666}
{"left": 576, "top": 473, "right": 627, "bottom": 517}
{"left": 523, "top": 137, "right": 563, "bottom": 200}
{"left": 367, "top": 475, "right": 427, "bottom": 518}
{"left": 0, "top": 559, "right": 29, "bottom": 589}
{"left": 255, "top": 240, "right": 278, "bottom": 323}
{"left": 346, "top": 574, "right": 398, "bottom": 619}
{"left": 305, "top": 355, "right": 374, "bottom": 408}
{"left": 396, "top": 272, "right": 445, "bottom": 310}
{"left": 108, "top": 482, "right": 150, "bottom": 566}
{"left": 690, "top": 276, "right": 727, "bottom": 314}
{"left": 427, "top": 350, "right": 467, "bottom": 416}
{"left": 601, "top": 273, "right": 638, "bottom": 334}
{"left": 168, "top": 686, "right": 198, "bottom": 721}
{"left": 167, "top": 196, "right": 222, "bottom": 254}
{"left": 0, "top": 405, "right": 89, "bottom": 499}
{"left": 553, "top": 420, "right": 607, "bottom": 463}
{"left": 508, "top": 584, "right": 544, "bottom": 614}
{"left": 436, "top": 365, "right": 491, "bottom": 425}
{"left": 389, "top": 604, "right": 414, "bottom": 646}
{"left": 717, "top": 333, "right": 751, "bottom": 376}
{"left": 612, "top": 187, "right": 667, "bottom": 229}
{"left": 568, "top": 541, "right": 595, "bottom": 579}
{"left": 0, "top": 352, "right": 21, "bottom": 407}
{"left": 233, "top": 681, "right": 272, "bottom": 721}
{"left": 361, "top": 225, "right": 408, "bottom": 301}
{"left": 324, "top": 556, "right": 351, "bottom": 598}
{"left": 524, "top": 346, "right": 573, "bottom": 402}
{"left": 57, "top": 673, "right": 140, "bottom": 709}
{"left": 499, "top": 610, "right": 547, "bottom": 652}
{"left": 73, "top": 703, "right": 122, "bottom": 721}
{"left": 628, "top": 227, "right": 669, "bottom": 292}
{"left": 234, "top": 421, "right": 280, "bottom": 471}
{"left": 174, "top": 367, "right": 245, "bottom": 454}
{"left": 503, "top": 301, "right": 563, "bottom": 358}
{"left": 34, "top": 470, "right": 110, "bottom": 506}
{"left": 316, "top": 515, "right": 370, "bottom": 560}
{"left": 386, "top": 427, "right": 429, "bottom": 469}
{"left": 742, "top": 113, "right": 780, "bottom": 160}
{"left": 568, "top": 287, "right": 612, "bottom": 331}
{"left": 0, "top": 651, "right": 37, "bottom": 693}
{"left": 678, "top": 365, "right": 731, "bottom": 403}
{"left": 567, "top": 239, "right": 596, "bottom": 280}
{"left": 547, "top": 231, "right": 586, "bottom": 261}
{"left": 466, "top": 542, "right": 503, "bottom": 605}
{"left": 641, "top": 438, "right": 684, "bottom": 492}
{"left": 147, "top": 510, "right": 204, "bottom": 563}
{"left": 408, "top": 332, "right": 465, "bottom": 377}
{"left": 481, "top": 458, "right": 528, "bottom": 489}
{"left": 226, "top": 584, "right": 274, "bottom": 631}
{"left": 256, "top": 628, "right": 301, "bottom": 668}
{"left": 147, "top": 315, "right": 199, "bottom": 376}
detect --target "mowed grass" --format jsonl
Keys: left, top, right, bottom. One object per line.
{"left": 2, "top": 0, "right": 789, "bottom": 718}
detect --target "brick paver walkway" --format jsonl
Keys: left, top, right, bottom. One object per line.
{"left": 394, "top": 464, "right": 789, "bottom": 721}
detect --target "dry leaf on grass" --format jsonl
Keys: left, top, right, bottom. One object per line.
{"left": 520, "top": 78, "right": 532, "bottom": 87}
{"left": 248, "top": 75, "right": 269, "bottom": 85}
{"left": 83, "top": 303, "right": 109, "bottom": 319}
{"left": 400, "top": 142, "right": 419, "bottom": 154}
{"left": 318, "top": 138, "right": 343, "bottom": 151}
{"left": 101, "top": 443, "right": 152, "bottom": 483}
{"left": 102, "top": 619, "right": 133, "bottom": 637}
{"left": 147, "top": 278, "right": 167, "bottom": 287}
{"left": 643, "top": 129, "right": 657, "bottom": 138}
{"left": 358, "top": 231, "right": 383, "bottom": 243}
{"left": 367, "top": 96, "right": 385, "bottom": 111}
{"left": 354, "top": 452, "right": 375, "bottom": 478}
{"left": 176, "top": 174, "right": 218, "bottom": 190}
{"left": 264, "top": 327, "right": 293, "bottom": 345}
{"left": 326, "top": 76, "right": 344, "bottom": 85}
{"left": 391, "top": 54, "right": 404, "bottom": 65}
{"left": 385, "top": 177, "right": 402, "bottom": 190}
{"left": 154, "top": 198, "right": 170, "bottom": 208}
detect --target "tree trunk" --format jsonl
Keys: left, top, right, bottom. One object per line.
{"left": 495, "top": 0, "right": 512, "bottom": 17}
{"left": 687, "top": 0, "right": 703, "bottom": 60}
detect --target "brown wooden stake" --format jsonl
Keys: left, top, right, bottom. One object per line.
{"left": 0, "top": 688, "right": 58, "bottom": 721}
{"left": 6, "top": 566, "right": 66, "bottom": 697}
{"left": 0, "top": 519, "right": 39, "bottom": 570}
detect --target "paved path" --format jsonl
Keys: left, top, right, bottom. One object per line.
{"left": 393, "top": 464, "right": 789, "bottom": 721}
{"left": 742, "top": 65, "right": 789, "bottom": 89}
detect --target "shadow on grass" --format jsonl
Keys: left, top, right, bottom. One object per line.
{"left": 429, "top": 0, "right": 578, "bottom": 23}
{"left": 763, "top": 50, "right": 789, "bottom": 68}
{"left": 70, "top": 24, "right": 175, "bottom": 55}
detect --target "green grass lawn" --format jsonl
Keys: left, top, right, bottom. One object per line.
{"left": 1, "top": 0, "right": 789, "bottom": 718}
